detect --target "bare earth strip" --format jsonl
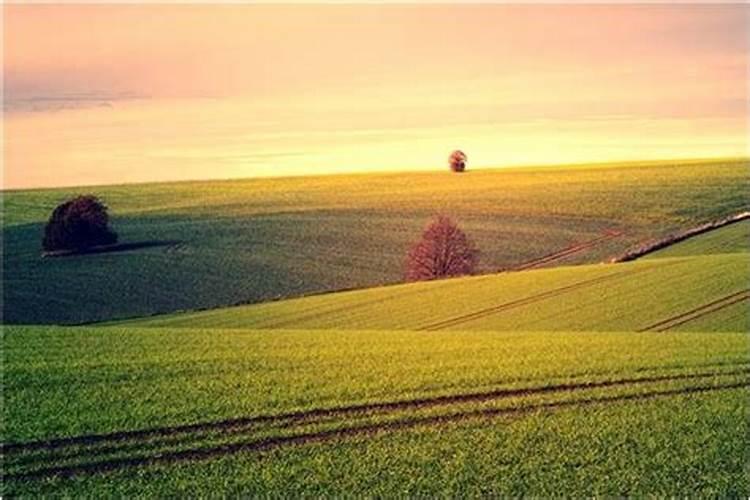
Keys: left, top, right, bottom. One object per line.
{"left": 612, "top": 211, "right": 750, "bottom": 262}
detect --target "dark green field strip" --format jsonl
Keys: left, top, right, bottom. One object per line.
{"left": 5, "top": 377, "right": 747, "bottom": 482}
{"left": 639, "top": 289, "right": 750, "bottom": 332}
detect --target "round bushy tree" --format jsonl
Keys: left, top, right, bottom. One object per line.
{"left": 405, "top": 215, "right": 479, "bottom": 281}
{"left": 449, "top": 150, "right": 467, "bottom": 172}
{"left": 42, "top": 195, "right": 118, "bottom": 252}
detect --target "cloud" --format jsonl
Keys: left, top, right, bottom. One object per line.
{"left": 3, "top": 91, "right": 148, "bottom": 113}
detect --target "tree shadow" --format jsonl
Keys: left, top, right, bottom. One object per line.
{"left": 41, "top": 240, "right": 182, "bottom": 258}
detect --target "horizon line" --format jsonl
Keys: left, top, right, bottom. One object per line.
{"left": 3, "top": 156, "right": 747, "bottom": 193}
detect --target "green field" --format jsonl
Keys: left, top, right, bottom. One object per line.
{"left": 643, "top": 219, "right": 750, "bottom": 259}
{"left": 6, "top": 391, "right": 746, "bottom": 496}
{"left": 3, "top": 158, "right": 748, "bottom": 325}
{"left": 3, "top": 327, "right": 748, "bottom": 496}
{"left": 127, "top": 253, "right": 749, "bottom": 333}
{"left": 3, "top": 159, "right": 749, "bottom": 496}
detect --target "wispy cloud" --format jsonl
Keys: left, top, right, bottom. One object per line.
{"left": 4, "top": 91, "right": 148, "bottom": 113}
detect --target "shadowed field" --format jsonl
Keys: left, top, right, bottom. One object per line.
{"left": 3, "top": 159, "right": 748, "bottom": 324}
{"left": 126, "top": 253, "right": 749, "bottom": 333}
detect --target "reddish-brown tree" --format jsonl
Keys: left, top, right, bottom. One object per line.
{"left": 449, "top": 150, "right": 467, "bottom": 172}
{"left": 43, "top": 195, "right": 118, "bottom": 252}
{"left": 405, "top": 215, "right": 479, "bottom": 281}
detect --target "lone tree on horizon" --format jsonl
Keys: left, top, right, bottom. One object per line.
{"left": 405, "top": 215, "right": 479, "bottom": 281}
{"left": 449, "top": 150, "right": 467, "bottom": 172}
{"left": 43, "top": 195, "right": 118, "bottom": 252}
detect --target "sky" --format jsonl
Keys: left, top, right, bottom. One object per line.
{"left": 4, "top": 4, "right": 748, "bottom": 189}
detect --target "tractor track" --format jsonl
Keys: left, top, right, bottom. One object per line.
{"left": 246, "top": 229, "right": 624, "bottom": 329}
{"left": 417, "top": 260, "right": 682, "bottom": 331}
{"left": 512, "top": 230, "right": 623, "bottom": 271}
{"left": 4, "top": 367, "right": 748, "bottom": 482}
{"left": 639, "top": 289, "right": 750, "bottom": 332}
{"left": 4, "top": 379, "right": 747, "bottom": 481}
{"left": 4, "top": 363, "right": 742, "bottom": 455}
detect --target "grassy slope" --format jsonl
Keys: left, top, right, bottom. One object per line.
{"left": 10, "top": 390, "right": 746, "bottom": 497}
{"left": 4, "top": 159, "right": 748, "bottom": 324}
{"left": 643, "top": 219, "right": 750, "bottom": 259}
{"left": 6, "top": 326, "right": 746, "bottom": 443}
{"left": 4, "top": 160, "right": 749, "bottom": 495}
{"left": 5, "top": 226, "right": 749, "bottom": 495}
{"left": 128, "top": 253, "right": 749, "bottom": 332}
{"left": 3, "top": 326, "right": 748, "bottom": 495}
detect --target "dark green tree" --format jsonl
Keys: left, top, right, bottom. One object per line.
{"left": 43, "top": 195, "right": 118, "bottom": 252}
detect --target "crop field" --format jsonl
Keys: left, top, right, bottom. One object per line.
{"left": 3, "top": 158, "right": 749, "bottom": 324}
{"left": 643, "top": 219, "right": 750, "bottom": 259}
{"left": 128, "top": 253, "right": 749, "bottom": 332}
{"left": 3, "top": 326, "right": 748, "bottom": 496}
{"left": 3, "top": 159, "right": 749, "bottom": 496}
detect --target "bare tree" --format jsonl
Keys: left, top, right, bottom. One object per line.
{"left": 449, "top": 150, "right": 467, "bottom": 172}
{"left": 405, "top": 215, "right": 479, "bottom": 281}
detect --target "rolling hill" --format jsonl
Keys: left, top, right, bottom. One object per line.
{"left": 2, "top": 160, "right": 748, "bottom": 496}
{"left": 643, "top": 218, "right": 750, "bottom": 259}
{"left": 127, "top": 252, "right": 749, "bottom": 333}
{"left": 3, "top": 326, "right": 748, "bottom": 496}
{"left": 3, "top": 158, "right": 748, "bottom": 325}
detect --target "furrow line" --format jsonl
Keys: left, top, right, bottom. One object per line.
{"left": 512, "top": 230, "right": 622, "bottom": 271}
{"left": 639, "top": 289, "right": 750, "bottom": 332}
{"left": 5, "top": 381, "right": 747, "bottom": 481}
{"left": 4, "top": 365, "right": 746, "bottom": 455}
{"left": 418, "top": 261, "right": 669, "bottom": 331}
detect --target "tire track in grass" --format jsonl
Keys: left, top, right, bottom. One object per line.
{"left": 418, "top": 260, "right": 681, "bottom": 331}
{"left": 11, "top": 366, "right": 750, "bottom": 473}
{"left": 4, "top": 363, "right": 743, "bottom": 455}
{"left": 638, "top": 289, "right": 750, "bottom": 332}
{"left": 5, "top": 380, "right": 747, "bottom": 481}
{"left": 4, "top": 367, "right": 748, "bottom": 478}
{"left": 512, "top": 230, "right": 623, "bottom": 271}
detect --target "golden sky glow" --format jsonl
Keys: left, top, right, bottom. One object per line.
{"left": 4, "top": 4, "right": 748, "bottom": 189}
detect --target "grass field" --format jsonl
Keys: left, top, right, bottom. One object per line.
{"left": 643, "top": 219, "right": 750, "bottom": 259}
{"left": 6, "top": 391, "right": 746, "bottom": 496}
{"left": 3, "top": 159, "right": 749, "bottom": 496}
{"left": 127, "top": 253, "right": 749, "bottom": 333}
{"left": 3, "top": 158, "right": 748, "bottom": 324}
{"left": 3, "top": 327, "right": 748, "bottom": 496}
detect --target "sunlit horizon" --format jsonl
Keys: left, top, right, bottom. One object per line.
{"left": 4, "top": 4, "right": 748, "bottom": 189}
